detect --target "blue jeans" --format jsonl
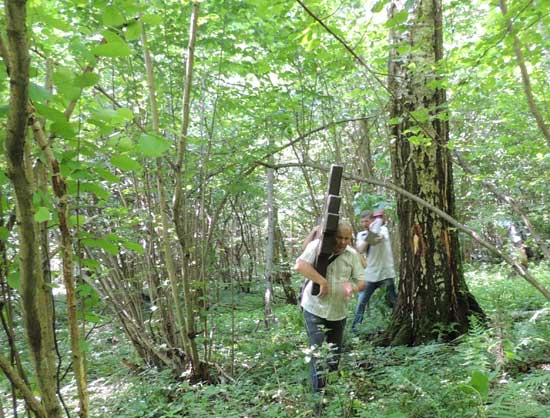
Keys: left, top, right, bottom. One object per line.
{"left": 303, "top": 310, "right": 346, "bottom": 392}
{"left": 351, "top": 278, "right": 397, "bottom": 332}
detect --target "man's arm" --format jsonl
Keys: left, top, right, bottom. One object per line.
{"left": 295, "top": 259, "right": 329, "bottom": 297}
{"left": 356, "top": 231, "right": 369, "bottom": 253}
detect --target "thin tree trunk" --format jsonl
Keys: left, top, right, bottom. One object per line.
{"left": 498, "top": 0, "right": 550, "bottom": 145}
{"left": 4, "top": 0, "right": 61, "bottom": 415}
{"left": 0, "top": 355, "right": 47, "bottom": 418}
{"left": 264, "top": 162, "right": 275, "bottom": 326}
{"left": 141, "top": 22, "right": 188, "bottom": 369}
{"left": 30, "top": 116, "right": 89, "bottom": 417}
{"left": 172, "top": 1, "right": 202, "bottom": 377}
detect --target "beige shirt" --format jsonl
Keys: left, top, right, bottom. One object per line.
{"left": 298, "top": 239, "right": 365, "bottom": 321}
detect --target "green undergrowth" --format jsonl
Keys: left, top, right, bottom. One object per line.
{"left": 87, "top": 262, "right": 550, "bottom": 417}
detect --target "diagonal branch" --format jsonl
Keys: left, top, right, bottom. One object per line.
{"left": 453, "top": 150, "right": 550, "bottom": 260}
{"left": 0, "top": 354, "right": 47, "bottom": 418}
{"left": 256, "top": 160, "right": 550, "bottom": 300}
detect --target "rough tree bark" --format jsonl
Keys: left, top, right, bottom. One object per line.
{"left": 3, "top": 0, "right": 62, "bottom": 415}
{"left": 385, "top": 0, "right": 484, "bottom": 345}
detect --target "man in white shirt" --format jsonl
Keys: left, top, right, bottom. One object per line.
{"left": 351, "top": 209, "right": 397, "bottom": 333}
{"left": 296, "top": 223, "right": 365, "bottom": 392}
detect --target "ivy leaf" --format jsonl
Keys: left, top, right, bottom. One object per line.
{"left": 111, "top": 155, "right": 142, "bottom": 171}
{"left": 137, "top": 134, "right": 171, "bottom": 157}
{"left": 34, "top": 207, "right": 51, "bottom": 222}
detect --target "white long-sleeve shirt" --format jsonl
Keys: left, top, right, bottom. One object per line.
{"left": 356, "top": 225, "right": 396, "bottom": 282}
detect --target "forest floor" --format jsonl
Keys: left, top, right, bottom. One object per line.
{"left": 81, "top": 262, "right": 550, "bottom": 418}
{"left": 2, "top": 263, "right": 549, "bottom": 417}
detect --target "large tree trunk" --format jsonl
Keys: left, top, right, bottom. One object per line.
{"left": 385, "top": 0, "right": 484, "bottom": 345}
{"left": 4, "top": 0, "right": 62, "bottom": 415}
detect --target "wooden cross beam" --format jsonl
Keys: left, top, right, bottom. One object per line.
{"left": 311, "top": 164, "right": 343, "bottom": 295}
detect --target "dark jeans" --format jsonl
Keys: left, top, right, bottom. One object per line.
{"left": 303, "top": 310, "right": 346, "bottom": 392}
{"left": 351, "top": 278, "right": 397, "bottom": 332}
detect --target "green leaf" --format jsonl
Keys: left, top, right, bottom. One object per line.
{"left": 34, "top": 206, "right": 51, "bottom": 222}
{"left": 122, "top": 241, "right": 144, "bottom": 254}
{"left": 388, "top": 117, "right": 403, "bottom": 125}
{"left": 51, "top": 120, "right": 76, "bottom": 138}
{"left": 108, "top": 135, "right": 135, "bottom": 151}
{"left": 371, "top": 0, "right": 388, "bottom": 13}
{"left": 142, "top": 14, "right": 163, "bottom": 25}
{"left": 96, "top": 167, "right": 120, "bottom": 183}
{"left": 125, "top": 21, "right": 142, "bottom": 41}
{"left": 52, "top": 68, "right": 81, "bottom": 100}
{"left": 409, "top": 108, "right": 430, "bottom": 123}
{"left": 29, "top": 83, "right": 53, "bottom": 103}
{"left": 80, "top": 183, "right": 110, "bottom": 200}
{"left": 470, "top": 370, "right": 489, "bottom": 401}
{"left": 92, "top": 107, "right": 119, "bottom": 121}
{"left": 82, "top": 238, "right": 119, "bottom": 255}
{"left": 82, "top": 258, "right": 101, "bottom": 269}
{"left": 0, "top": 226, "right": 9, "bottom": 241}
{"left": 69, "top": 214, "right": 87, "bottom": 227}
{"left": 111, "top": 155, "right": 142, "bottom": 171}
{"left": 137, "top": 134, "right": 171, "bottom": 157}
{"left": 7, "top": 270, "right": 19, "bottom": 290}
{"left": 92, "top": 42, "right": 132, "bottom": 57}
{"left": 74, "top": 72, "right": 100, "bottom": 88}
{"left": 386, "top": 10, "right": 408, "bottom": 28}
{"left": 116, "top": 108, "right": 133, "bottom": 121}
{"left": 102, "top": 30, "right": 126, "bottom": 44}
{"left": 0, "top": 170, "right": 8, "bottom": 185}
{"left": 103, "top": 7, "right": 125, "bottom": 27}
{"left": 34, "top": 102, "right": 66, "bottom": 123}
{"left": 84, "top": 312, "right": 102, "bottom": 323}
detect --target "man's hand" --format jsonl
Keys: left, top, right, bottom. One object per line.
{"left": 342, "top": 282, "right": 354, "bottom": 300}
{"left": 319, "top": 278, "right": 329, "bottom": 297}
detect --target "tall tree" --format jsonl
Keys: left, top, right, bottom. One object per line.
{"left": 386, "top": 0, "right": 484, "bottom": 345}
{"left": 3, "top": 0, "right": 62, "bottom": 415}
